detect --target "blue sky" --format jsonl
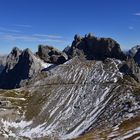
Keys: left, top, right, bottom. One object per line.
{"left": 0, "top": 0, "right": 140, "bottom": 54}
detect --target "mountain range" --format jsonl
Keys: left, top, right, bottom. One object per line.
{"left": 0, "top": 33, "right": 140, "bottom": 140}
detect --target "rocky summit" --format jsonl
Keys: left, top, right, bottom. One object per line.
{"left": 37, "top": 45, "right": 68, "bottom": 64}
{"left": 0, "top": 33, "right": 140, "bottom": 140}
{"left": 0, "top": 48, "right": 43, "bottom": 89}
{"left": 65, "top": 33, "right": 126, "bottom": 60}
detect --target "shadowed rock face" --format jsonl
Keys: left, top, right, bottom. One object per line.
{"left": 134, "top": 48, "right": 140, "bottom": 66}
{"left": 0, "top": 48, "right": 42, "bottom": 89}
{"left": 65, "top": 33, "right": 126, "bottom": 60}
{"left": 37, "top": 45, "right": 68, "bottom": 64}
{"left": 0, "top": 55, "right": 7, "bottom": 74}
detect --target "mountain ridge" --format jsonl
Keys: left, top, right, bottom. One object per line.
{"left": 0, "top": 33, "right": 140, "bottom": 140}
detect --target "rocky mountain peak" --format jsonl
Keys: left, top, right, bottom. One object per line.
{"left": 6, "top": 47, "right": 22, "bottom": 71}
{"left": 65, "top": 33, "right": 126, "bottom": 60}
{"left": 85, "top": 32, "right": 94, "bottom": 39}
{"left": 74, "top": 34, "right": 82, "bottom": 42}
{"left": 0, "top": 48, "right": 42, "bottom": 89}
{"left": 21, "top": 48, "right": 35, "bottom": 62}
{"left": 23, "top": 48, "right": 32, "bottom": 54}
{"left": 10, "top": 47, "right": 22, "bottom": 56}
{"left": 37, "top": 45, "right": 68, "bottom": 64}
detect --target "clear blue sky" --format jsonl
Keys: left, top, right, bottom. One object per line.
{"left": 0, "top": 0, "right": 140, "bottom": 54}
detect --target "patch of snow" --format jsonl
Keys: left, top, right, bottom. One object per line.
{"left": 35, "top": 57, "right": 53, "bottom": 69}
{"left": 1, "top": 119, "right": 32, "bottom": 129}
{"left": 0, "top": 119, "right": 32, "bottom": 139}
{"left": 19, "top": 123, "right": 47, "bottom": 139}
{"left": 60, "top": 87, "right": 114, "bottom": 140}
{"left": 40, "top": 61, "right": 53, "bottom": 69}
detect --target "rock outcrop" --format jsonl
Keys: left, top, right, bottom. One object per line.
{"left": 0, "top": 47, "right": 42, "bottom": 89}
{"left": 119, "top": 58, "right": 140, "bottom": 82}
{"left": 37, "top": 45, "right": 68, "bottom": 64}
{"left": 65, "top": 33, "right": 126, "bottom": 60}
